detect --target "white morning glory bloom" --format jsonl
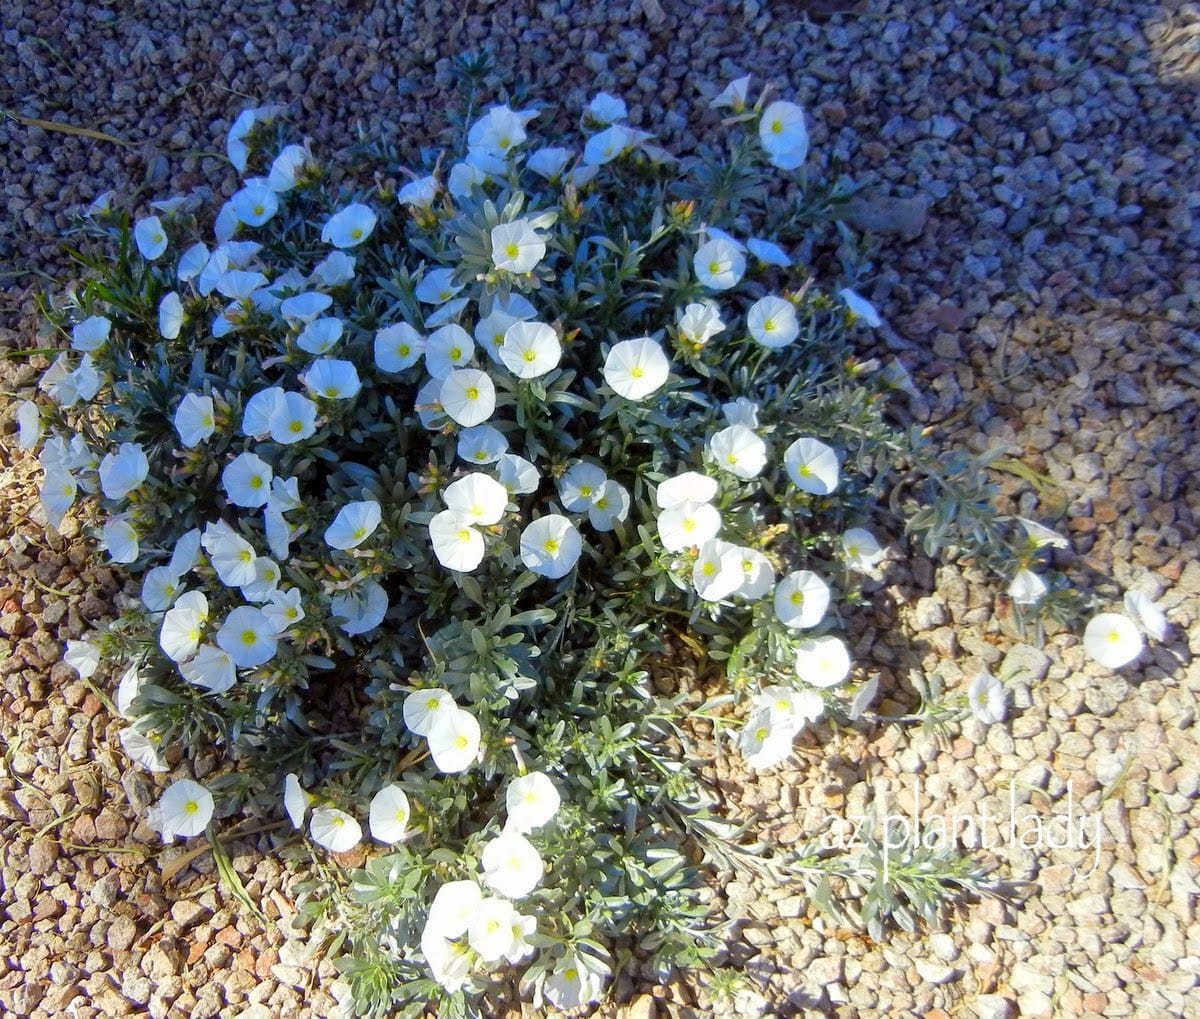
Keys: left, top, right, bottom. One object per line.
{"left": 329, "top": 581, "right": 389, "bottom": 635}
{"left": 583, "top": 123, "right": 636, "bottom": 166}
{"left": 119, "top": 726, "right": 168, "bottom": 774}
{"left": 588, "top": 480, "right": 630, "bottom": 532}
{"left": 325, "top": 500, "right": 382, "bottom": 551}
{"left": 280, "top": 291, "right": 333, "bottom": 325}
{"left": 284, "top": 773, "right": 310, "bottom": 829}
{"left": 429, "top": 510, "right": 485, "bottom": 572}
{"left": 216, "top": 606, "right": 278, "bottom": 669}
{"left": 839, "top": 287, "right": 883, "bottom": 327}
{"left": 426, "top": 879, "right": 483, "bottom": 939}
{"left": 709, "top": 424, "right": 767, "bottom": 480}
{"left": 115, "top": 664, "right": 147, "bottom": 718}
{"left": 481, "top": 830, "right": 544, "bottom": 899}
{"left": 425, "top": 296, "right": 469, "bottom": 330}
{"left": 427, "top": 706, "right": 482, "bottom": 774}
{"left": 506, "top": 772, "right": 562, "bottom": 834}
{"left": 374, "top": 322, "right": 425, "bottom": 372}
{"left": 1083, "top": 612, "right": 1144, "bottom": 669}
{"left": 497, "top": 453, "right": 540, "bottom": 495}
{"left": 747, "top": 295, "right": 800, "bottom": 349}
{"left": 545, "top": 953, "right": 605, "bottom": 1010}
{"left": 759, "top": 100, "right": 809, "bottom": 170}
{"left": 559, "top": 462, "right": 608, "bottom": 512}
{"left": 309, "top": 807, "right": 362, "bottom": 853}
{"left": 796, "top": 635, "right": 852, "bottom": 688}
{"left": 134, "top": 215, "right": 168, "bottom": 260}
{"left": 968, "top": 670, "right": 1007, "bottom": 725}
{"left": 101, "top": 516, "right": 139, "bottom": 563}
{"left": 16, "top": 400, "right": 41, "bottom": 450}
{"left": 586, "top": 92, "right": 627, "bottom": 124}
{"left": 231, "top": 180, "right": 278, "bottom": 227}
{"left": 603, "top": 336, "right": 670, "bottom": 401}
{"left": 203, "top": 520, "right": 258, "bottom": 588}
{"left": 425, "top": 324, "right": 474, "bottom": 380}
{"left": 500, "top": 321, "right": 561, "bottom": 379}
{"left": 1124, "top": 590, "right": 1167, "bottom": 641}
{"left": 64, "top": 639, "right": 100, "bottom": 679}
{"left": 457, "top": 424, "right": 508, "bottom": 465}
{"left": 1016, "top": 516, "right": 1069, "bottom": 550}
{"left": 321, "top": 203, "right": 377, "bottom": 248}
{"left": 722, "top": 397, "right": 760, "bottom": 429}
{"left": 444, "top": 473, "right": 508, "bottom": 525}
{"left": 268, "top": 391, "right": 319, "bottom": 444}
{"left": 302, "top": 358, "right": 361, "bottom": 400}
{"left": 448, "top": 160, "right": 488, "bottom": 199}
{"left": 177, "top": 241, "right": 208, "bottom": 282}
{"left": 693, "top": 237, "right": 746, "bottom": 291}
{"left": 159, "top": 590, "right": 208, "bottom": 662}
{"left": 491, "top": 219, "right": 547, "bottom": 275}
{"left": 520, "top": 515, "right": 582, "bottom": 580}
{"left": 72, "top": 315, "right": 111, "bottom": 352}
{"left": 440, "top": 368, "right": 497, "bottom": 427}
{"left": 168, "top": 528, "right": 203, "bottom": 577}
{"left": 774, "top": 571, "right": 831, "bottom": 629}
{"left": 731, "top": 546, "right": 775, "bottom": 600}
{"left": 747, "top": 237, "right": 791, "bottom": 267}
{"left": 403, "top": 688, "right": 456, "bottom": 737}
{"left": 222, "top": 451, "right": 273, "bottom": 508}
{"left": 784, "top": 437, "right": 840, "bottom": 495}
{"left": 179, "top": 643, "right": 237, "bottom": 694}
{"left": 213, "top": 201, "right": 239, "bottom": 244}
{"left": 676, "top": 301, "right": 725, "bottom": 346}
{"left": 266, "top": 144, "right": 310, "bottom": 191}
{"left": 414, "top": 267, "right": 463, "bottom": 306}
{"left": 310, "top": 249, "right": 356, "bottom": 287}
{"left": 842, "top": 527, "right": 886, "bottom": 572}
{"left": 239, "top": 555, "right": 281, "bottom": 604}
{"left": 752, "top": 685, "right": 824, "bottom": 736}
{"left": 158, "top": 291, "right": 185, "bottom": 339}
{"left": 40, "top": 470, "right": 77, "bottom": 530}
{"left": 99, "top": 442, "right": 149, "bottom": 501}
{"left": 368, "top": 784, "right": 411, "bottom": 844}
{"left": 476, "top": 309, "right": 520, "bottom": 362}
{"left": 710, "top": 74, "right": 752, "bottom": 112}
{"left": 151, "top": 779, "right": 214, "bottom": 840}
{"left": 141, "top": 565, "right": 182, "bottom": 612}
{"left": 739, "top": 708, "right": 795, "bottom": 770}
{"left": 468, "top": 104, "right": 534, "bottom": 157}
{"left": 469, "top": 897, "right": 524, "bottom": 963}
{"left": 263, "top": 587, "right": 305, "bottom": 634}
{"left": 295, "top": 317, "right": 344, "bottom": 355}
{"left": 1008, "top": 568, "right": 1048, "bottom": 606}
{"left": 658, "top": 501, "right": 722, "bottom": 552}
{"left": 527, "top": 146, "right": 572, "bottom": 180}
{"left": 692, "top": 539, "right": 743, "bottom": 602}
{"left": 656, "top": 471, "right": 719, "bottom": 511}
{"left": 397, "top": 174, "right": 438, "bottom": 208}
{"left": 242, "top": 386, "right": 287, "bottom": 437}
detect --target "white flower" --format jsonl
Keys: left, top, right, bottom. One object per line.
{"left": 425, "top": 324, "right": 474, "bottom": 379}
{"left": 559, "top": 462, "right": 608, "bottom": 512}
{"left": 397, "top": 174, "right": 438, "bottom": 208}
{"left": 374, "top": 323, "right": 425, "bottom": 373}
{"left": 500, "top": 321, "right": 561, "bottom": 379}
{"left": 444, "top": 473, "right": 508, "bottom": 525}
{"left": 709, "top": 424, "right": 767, "bottom": 480}
{"left": 694, "top": 238, "right": 746, "bottom": 291}
{"left": 203, "top": 520, "right": 259, "bottom": 587}
{"left": 368, "top": 784, "right": 410, "bottom": 844}
{"left": 839, "top": 287, "right": 882, "bottom": 327}
{"left": 676, "top": 301, "right": 725, "bottom": 346}
{"left": 309, "top": 807, "right": 362, "bottom": 853}
{"left": 774, "top": 571, "right": 831, "bottom": 629}
{"left": 752, "top": 685, "right": 824, "bottom": 736}
{"left": 115, "top": 664, "right": 147, "bottom": 718}
{"left": 784, "top": 437, "right": 839, "bottom": 495}
{"left": 440, "top": 368, "right": 497, "bottom": 427}
{"left": 403, "top": 687, "right": 456, "bottom": 737}
{"left": 747, "top": 295, "right": 800, "bottom": 349}
{"left": 329, "top": 581, "right": 388, "bottom": 635}
{"left": 168, "top": 528, "right": 202, "bottom": 577}
{"left": 498, "top": 453, "right": 540, "bottom": 495}
{"left": 656, "top": 471, "right": 718, "bottom": 510}
{"left": 710, "top": 74, "right": 751, "bottom": 112}
{"left": 427, "top": 706, "right": 482, "bottom": 774}
{"left": 280, "top": 291, "right": 332, "bottom": 325}
{"left": 491, "top": 220, "right": 547, "bottom": 274}
{"left": 99, "top": 442, "right": 149, "bottom": 501}
{"left": 506, "top": 772, "right": 561, "bottom": 834}
{"left": 848, "top": 675, "right": 879, "bottom": 721}
{"left": 321, "top": 203, "right": 377, "bottom": 248}
{"left": 527, "top": 147, "right": 572, "bottom": 179}
{"left": 731, "top": 546, "right": 774, "bottom": 599}
{"left": 448, "top": 160, "right": 488, "bottom": 198}
{"left": 603, "top": 336, "right": 670, "bottom": 400}
{"left": 240, "top": 555, "right": 280, "bottom": 603}
{"left": 457, "top": 424, "right": 508, "bottom": 465}
{"left": 469, "top": 897, "right": 523, "bottom": 963}
{"left": 544, "top": 954, "right": 604, "bottom": 1009}
{"left": 759, "top": 100, "right": 809, "bottom": 170}
{"left": 141, "top": 565, "right": 182, "bottom": 612}
{"left": 422, "top": 929, "right": 472, "bottom": 993}
{"left": 302, "top": 358, "right": 361, "bottom": 400}
{"left": 119, "top": 726, "right": 168, "bottom": 773}
{"left": 739, "top": 709, "right": 794, "bottom": 769}
{"left": 40, "top": 469, "right": 77, "bottom": 529}
{"left": 583, "top": 123, "right": 636, "bottom": 165}
{"left": 134, "top": 216, "right": 168, "bottom": 260}
{"left": 1017, "top": 517, "right": 1069, "bottom": 549}
{"left": 267, "top": 144, "right": 310, "bottom": 191}
{"left": 179, "top": 643, "right": 237, "bottom": 694}
{"left": 588, "top": 480, "right": 630, "bottom": 531}
{"left": 968, "top": 670, "right": 1007, "bottom": 725}
{"left": 72, "top": 315, "right": 111, "bottom": 352}
{"left": 720, "top": 397, "right": 759, "bottom": 429}
{"left": 586, "top": 91, "right": 627, "bottom": 124}
{"left": 429, "top": 510, "right": 485, "bottom": 572}
{"left": 747, "top": 237, "right": 791, "bottom": 266}
{"left": 283, "top": 773, "right": 310, "bottom": 829}
{"left": 1124, "top": 591, "right": 1167, "bottom": 641}
{"left": 159, "top": 590, "right": 208, "bottom": 662}
{"left": 519, "top": 515, "right": 582, "bottom": 579}
{"left": 268, "top": 391, "right": 319, "bottom": 444}
{"left": 468, "top": 104, "right": 533, "bottom": 157}
{"left": 426, "top": 879, "right": 483, "bottom": 939}
{"left": 842, "top": 527, "right": 885, "bottom": 572}
{"left": 796, "top": 635, "right": 852, "bottom": 688}
{"left": 151, "top": 779, "right": 214, "bottom": 840}
{"left": 64, "top": 640, "right": 100, "bottom": 679}
{"left": 1008, "top": 568, "right": 1048, "bottom": 607}
{"left": 692, "top": 539, "right": 743, "bottom": 602}
{"left": 101, "top": 516, "right": 139, "bottom": 563}
{"left": 157, "top": 291, "right": 185, "bottom": 339}
{"left": 1083, "top": 612, "right": 1144, "bottom": 669}
{"left": 475, "top": 309, "right": 519, "bottom": 362}
{"left": 263, "top": 587, "right": 305, "bottom": 634}
{"left": 231, "top": 180, "right": 278, "bottom": 226}
{"left": 222, "top": 451, "right": 273, "bottom": 508}
{"left": 16, "top": 400, "right": 41, "bottom": 450}
{"left": 226, "top": 107, "right": 262, "bottom": 172}
{"left": 241, "top": 387, "right": 287, "bottom": 439}
{"left": 426, "top": 296, "right": 469, "bottom": 329}
{"left": 296, "top": 317, "right": 343, "bottom": 355}
{"left": 325, "top": 500, "right": 382, "bottom": 550}
{"left": 481, "top": 830, "right": 544, "bottom": 899}
{"left": 215, "top": 606, "right": 278, "bottom": 669}
{"left": 177, "top": 242, "right": 209, "bottom": 282}
{"left": 310, "top": 250, "right": 356, "bottom": 286}
{"left": 658, "top": 501, "right": 721, "bottom": 552}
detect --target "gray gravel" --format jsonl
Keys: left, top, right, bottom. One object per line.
{"left": 2, "top": 1, "right": 1199, "bottom": 1017}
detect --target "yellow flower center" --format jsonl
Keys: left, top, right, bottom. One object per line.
{"left": 184, "top": 800, "right": 199, "bottom": 815}
{"left": 450, "top": 347, "right": 462, "bottom": 361}
{"left": 353, "top": 527, "right": 367, "bottom": 540}
{"left": 351, "top": 227, "right": 363, "bottom": 240}
{"left": 505, "top": 242, "right": 520, "bottom": 260}
{"left": 253, "top": 205, "right": 265, "bottom": 217}
{"left": 239, "top": 550, "right": 254, "bottom": 564}
{"left": 324, "top": 387, "right": 339, "bottom": 398}
{"left": 708, "top": 260, "right": 721, "bottom": 275}
{"left": 771, "top": 119, "right": 783, "bottom": 134}
{"left": 543, "top": 538, "right": 560, "bottom": 555}
{"left": 397, "top": 344, "right": 410, "bottom": 357}
{"left": 466, "top": 386, "right": 479, "bottom": 400}
{"left": 457, "top": 529, "right": 472, "bottom": 543}
{"left": 791, "top": 592, "right": 804, "bottom": 605}
{"left": 289, "top": 420, "right": 304, "bottom": 433}
{"left": 241, "top": 630, "right": 258, "bottom": 646}
{"left": 455, "top": 735, "right": 469, "bottom": 750}
{"left": 249, "top": 475, "right": 263, "bottom": 488}
{"left": 630, "top": 366, "right": 645, "bottom": 379}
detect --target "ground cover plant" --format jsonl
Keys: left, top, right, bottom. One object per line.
{"left": 14, "top": 57, "right": 1166, "bottom": 1018}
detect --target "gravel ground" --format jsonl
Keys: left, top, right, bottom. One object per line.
{"left": 2, "top": 0, "right": 1199, "bottom": 1017}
